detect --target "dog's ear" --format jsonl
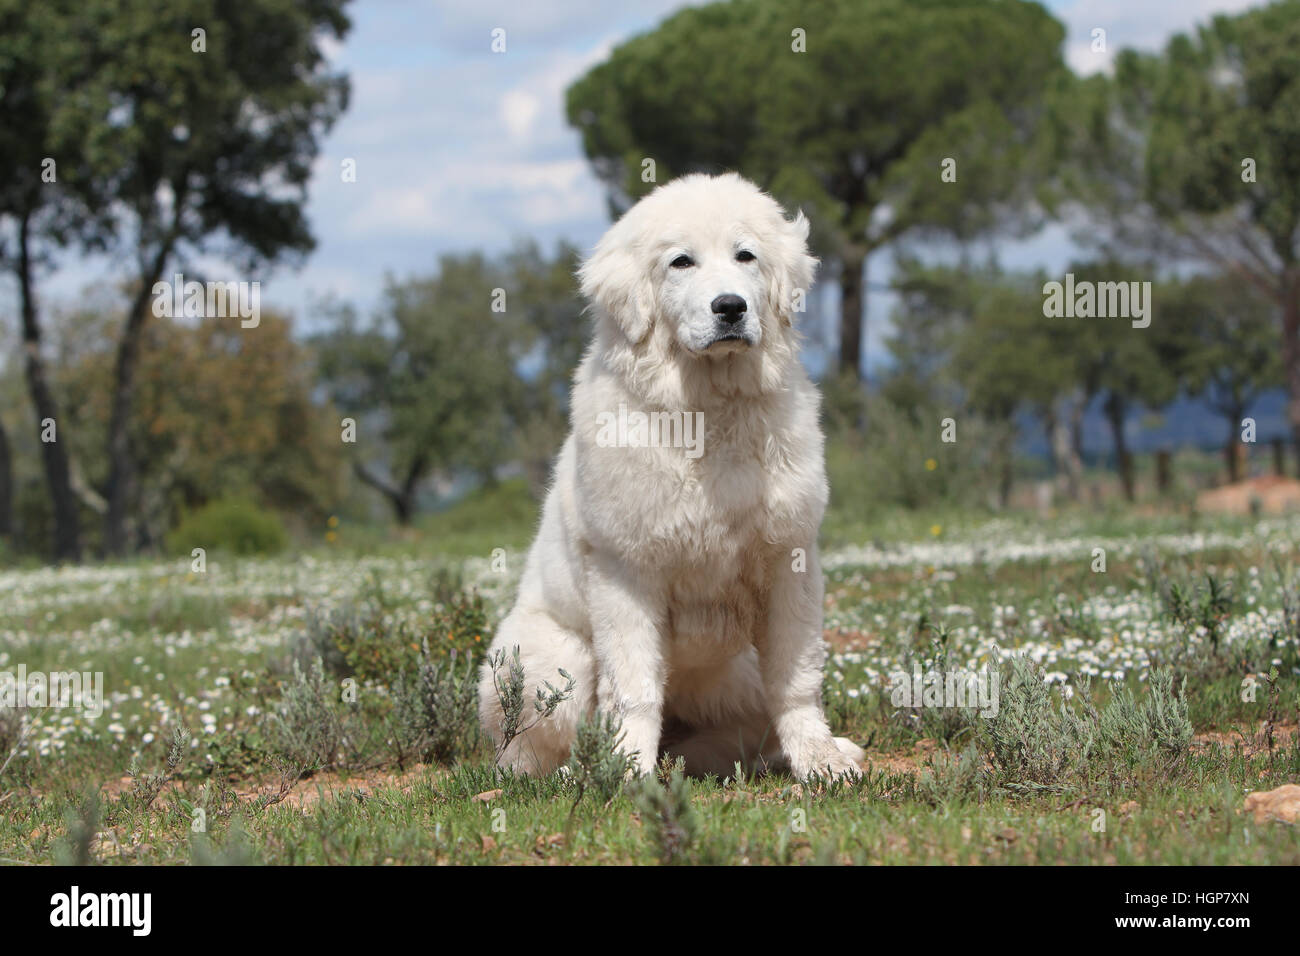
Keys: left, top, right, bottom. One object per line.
{"left": 579, "top": 233, "right": 655, "bottom": 345}
{"left": 766, "top": 211, "right": 819, "bottom": 328}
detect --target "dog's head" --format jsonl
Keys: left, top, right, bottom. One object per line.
{"left": 579, "top": 173, "right": 818, "bottom": 357}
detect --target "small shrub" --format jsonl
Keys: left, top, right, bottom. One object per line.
{"left": 386, "top": 645, "right": 482, "bottom": 767}
{"left": 313, "top": 604, "right": 421, "bottom": 682}
{"left": 127, "top": 726, "right": 192, "bottom": 810}
{"left": 428, "top": 584, "right": 492, "bottom": 667}
{"left": 1163, "top": 572, "right": 1234, "bottom": 650}
{"left": 982, "top": 654, "right": 1083, "bottom": 788}
{"left": 291, "top": 584, "right": 493, "bottom": 684}
{"left": 166, "top": 497, "right": 288, "bottom": 556}
{"left": 270, "top": 658, "right": 355, "bottom": 773}
{"left": 979, "top": 655, "right": 1192, "bottom": 793}
{"left": 896, "top": 622, "right": 980, "bottom": 747}
{"left": 567, "top": 711, "right": 635, "bottom": 805}
{"left": 54, "top": 790, "right": 100, "bottom": 866}
{"left": 916, "top": 744, "right": 992, "bottom": 806}
{"left": 634, "top": 770, "right": 699, "bottom": 865}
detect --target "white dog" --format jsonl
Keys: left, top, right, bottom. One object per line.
{"left": 478, "top": 173, "right": 864, "bottom": 780}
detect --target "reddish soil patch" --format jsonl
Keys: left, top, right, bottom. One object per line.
{"left": 1196, "top": 475, "right": 1300, "bottom": 515}
{"left": 1193, "top": 721, "right": 1298, "bottom": 759}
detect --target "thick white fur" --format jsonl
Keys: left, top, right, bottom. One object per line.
{"left": 478, "top": 173, "right": 865, "bottom": 780}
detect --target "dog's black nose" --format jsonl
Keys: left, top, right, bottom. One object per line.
{"left": 711, "top": 293, "right": 747, "bottom": 323}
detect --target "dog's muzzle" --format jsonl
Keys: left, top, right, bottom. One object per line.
{"left": 706, "top": 293, "right": 754, "bottom": 349}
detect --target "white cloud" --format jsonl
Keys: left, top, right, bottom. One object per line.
{"left": 500, "top": 89, "right": 541, "bottom": 140}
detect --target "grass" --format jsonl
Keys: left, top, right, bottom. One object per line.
{"left": 1, "top": 500, "right": 1298, "bottom": 865}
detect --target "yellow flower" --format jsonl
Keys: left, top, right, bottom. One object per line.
{"left": 925, "top": 458, "right": 937, "bottom": 471}
{"left": 325, "top": 531, "right": 337, "bottom": 543}
{"left": 327, "top": 515, "right": 340, "bottom": 528}
{"left": 930, "top": 524, "right": 942, "bottom": 537}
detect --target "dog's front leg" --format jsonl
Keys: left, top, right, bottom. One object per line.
{"left": 587, "top": 553, "right": 667, "bottom": 776}
{"left": 759, "top": 544, "right": 860, "bottom": 780}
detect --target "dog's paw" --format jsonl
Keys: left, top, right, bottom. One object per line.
{"left": 794, "top": 747, "right": 863, "bottom": 782}
{"left": 833, "top": 736, "right": 867, "bottom": 763}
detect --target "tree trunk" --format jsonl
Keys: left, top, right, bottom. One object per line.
{"left": 1103, "top": 392, "right": 1135, "bottom": 502}
{"left": 838, "top": 249, "right": 866, "bottom": 379}
{"left": 353, "top": 458, "right": 424, "bottom": 526}
{"left": 0, "top": 416, "right": 12, "bottom": 542}
{"left": 1049, "top": 397, "right": 1080, "bottom": 501}
{"left": 1068, "top": 390, "right": 1087, "bottom": 490}
{"left": 997, "top": 438, "right": 1013, "bottom": 510}
{"left": 17, "top": 214, "right": 81, "bottom": 561}
{"left": 1224, "top": 417, "right": 1241, "bottom": 484}
{"left": 1283, "top": 278, "right": 1300, "bottom": 479}
{"left": 103, "top": 245, "right": 174, "bottom": 557}
{"left": 1155, "top": 449, "right": 1172, "bottom": 494}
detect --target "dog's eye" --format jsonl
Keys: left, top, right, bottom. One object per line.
{"left": 735, "top": 250, "right": 756, "bottom": 263}
{"left": 670, "top": 254, "right": 694, "bottom": 269}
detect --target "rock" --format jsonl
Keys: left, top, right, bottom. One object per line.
{"left": 1244, "top": 784, "right": 1300, "bottom": 824}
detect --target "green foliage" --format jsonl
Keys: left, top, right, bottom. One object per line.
{"left": 293, "top": 584, "right": 492, "bottom": 685}
{"left": 419, "top": 478, "right": 539, "bottom": 542}
{"left": 568, "top": 0, "right": 1064, "bottom": 227}
{"left": 567, "top": 711, "right": 635, "bottom": 805}
{"left": 387, "top": 648, "right": 482, "bottom": 767}
{"left": 633, "top": 770, "right": 699, "bottom": 865}
{"left": 269, "top": 658, "right": 354, "bottom": 773}
{"left": 2, "top": 0, "right": 353, "bottom": 559}
{"left": 981, "top": 655, "right": 1193, "bottom": 793}
{"left": 301, "top": 605, "right": 420, "bottom": 683}
{"left": 1073, "top": 2, "right": 1300, "bottom": 464}
{"left": 427, "top": 580, "right": 493, "bottom": 667}
{"left": 165, "top": 497, "right": 288, "bottom": 556}
{"left": 314, "top": 247, "right": 569, "bottom": 523}
{"left": 52, "top": 309, "right": 344, "bottom": 543}
{"left": 823, "top": 388, "right": 1001, "bottom": 522}
{"left": 1164, "top": 573, "right": 1235, "bottom": 651}
{"left": 126, "top": 726, "right": 191, "bottom": 811}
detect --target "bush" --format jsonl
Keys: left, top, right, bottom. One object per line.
{"left": 980, "top": 655, "right": 1192, "bottom": 793}
{"left": 290, "top": 582, "right": 493, "bottom": 684}
{"left": 166, "top": 497, "right": 288, "bottom": 556}
{"left": 634, "top": 770, "right": 699, "bottom": 865}
{"left": 299, "top": 604, "right": 422, "bottom": 683}
{"left": 386, "top": 646, "right": 482, "bottom": 766}
{"left": 821, "top": 384, "right": 1003, "bottom": 530}
{"left": 269, "top": 658, "right": 358, "bottom": 772}
{"left": 567, "top": 711, "right": 635, "bottom": 804}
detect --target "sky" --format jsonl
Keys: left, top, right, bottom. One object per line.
{"left": 18, "top": 0, "right": 1266, "bottom": 372}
